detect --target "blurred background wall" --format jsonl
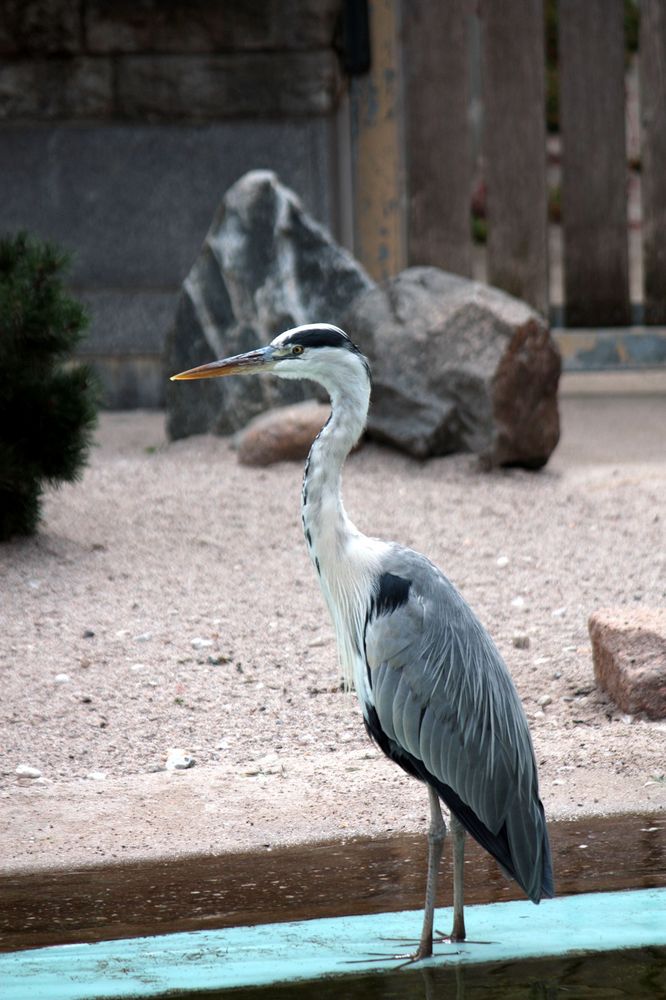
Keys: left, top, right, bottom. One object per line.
{"left": 2, "top": 0, "right": 664, "bottom": 407}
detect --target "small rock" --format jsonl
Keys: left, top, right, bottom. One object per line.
{"left": 237, "top": 401, "right": 332, "bottom": 467}
{"left": 241, "top": 765, "right": 261, "bottom": 777}
{"left": 538, "top": 694, "right": 553, "bottom": 708}
{"left": 258, "top": 753, "right": 283, "bottom": 775}
{"left": 551, "top": 607, "right": 566, "bottom": 618}
{"left": 82, "top": 629, "right": 95, "bottom": 639}
{"left": 511, "top": 596, "right": 526, "bottom": 609}
{"left": 54, "top": 673, "right": 70, "bottom": 684}
{"left": 496, "top": 555, "right": 510, "bottom": 568}
{"left": 16, "top": 764, "right": 41, "bottom": 779}
{"left": 589, "top": 607, "right": 666, "bottom": 720}
{"left": 130, "top": 663, "right": 145, "bottom": 672}
{"left": 134, "top": 632, "right": 153, "bottom": 642}
{"left": 513, "top": 633, "right": 530, "bottom": 649}
{"left": 165, "top": 748, "right": 196, "bottom": 771}
{"left": 191, "top": 637, "right": 213, "bottom": 649}
{"left": 86, "top": 771, "right": 107, "bottom": 781}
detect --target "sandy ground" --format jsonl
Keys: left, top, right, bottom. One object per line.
{"left": 1, "top": 385, "right": 665, "bottom": 873}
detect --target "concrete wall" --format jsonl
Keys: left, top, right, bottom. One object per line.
{"left": 0, "top": 1, "right": 344, "bottom": 407}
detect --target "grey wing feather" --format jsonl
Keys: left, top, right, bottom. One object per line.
{"left": 364, "top": 546, "right": 552, "bottom": 902}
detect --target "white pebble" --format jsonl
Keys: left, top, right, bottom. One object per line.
{"left": 165, "top": 748, "right": 196, "bottom": 770}
{"left": 551, "top": 607, "right": 566, "bottom": 618}
{"left": 16, "top": 764, "right": 42, "bottom": 779}
{"left": 511, "top": 596, "right": 526, "bottom": 608}
{"left": 191, "top": 637, "right": 213, "bottom": 649}
{"left": 538, "top": 694, "right": 553, "bottom": 708}
{"left": 54, "top": 673, "right": 70, "bottom": 684}
{"left": 86, "top": 771, "right": 107, "bottom": 781}
{"left": 130, "top": 663, "right": 145, "bottom": 672}
{"left": 308, "top": 636, "right": 330, "bottom": 648}
{"left": 496, "top": 555, "right": 509, "bottom": 568}
{"left": 134, "top": 632, "right": 153, "bottom": 642}
{"left": 258, "top": 752, "right": 282, "bottom": 774}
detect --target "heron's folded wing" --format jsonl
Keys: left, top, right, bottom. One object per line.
{"left": 364, "top": 579, "right": 536, "bottom": 837}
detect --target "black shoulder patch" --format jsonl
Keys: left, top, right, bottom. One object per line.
{"left": 373, "top": 572, "right": 411, "bottom": 617}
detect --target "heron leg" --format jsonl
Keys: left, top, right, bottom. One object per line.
{"left": 433, "top": 813, "right": 467, "bottom": 944}
{"left": 416, "top": 785, "right": 446, "bottom": 960}
{"left": 449, "top": 813, "right": 466, "bottom": 942}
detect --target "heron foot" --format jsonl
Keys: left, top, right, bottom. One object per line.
{"left": 434, "top": 928, "right": 493, "bottom": 946}
{"left": 345, "top": 944, "right": 462, "bottom": 969}
{"left": 345, "top": 930, "right": 490, "bottom": 968}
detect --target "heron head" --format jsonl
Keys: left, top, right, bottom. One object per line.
{"left": 170, "top": 323, "right": 370, "bottom": 389}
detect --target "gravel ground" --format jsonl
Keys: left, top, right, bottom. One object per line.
{"left": 1, "top": 396, "right": 665, "bottom": 869}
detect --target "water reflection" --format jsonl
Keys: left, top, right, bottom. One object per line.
{"left": 193, "top": 948, "right": 666, "bottom": 1000}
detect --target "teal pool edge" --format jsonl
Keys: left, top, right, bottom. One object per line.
{"left": 2, "top": 888, "right": 666, "bottom": 1000}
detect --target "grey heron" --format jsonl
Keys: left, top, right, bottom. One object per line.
{"left": 171, "top": 323, "right": 554, "bottom": 960}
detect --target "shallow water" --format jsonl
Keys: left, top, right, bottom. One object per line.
{"left": 1, "top": 812, "right": 665, "bottom": 952}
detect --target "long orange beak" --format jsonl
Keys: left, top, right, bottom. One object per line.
{"left": 170, "top": 347, "right": 274, "bottom": 381}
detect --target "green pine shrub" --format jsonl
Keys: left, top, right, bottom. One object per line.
{"left": 0, "top": 232, "right": 99, "bottom": 540}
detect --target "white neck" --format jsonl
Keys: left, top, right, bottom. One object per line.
{"left": 300, "top": 364, "right": 385, "bottom": 690}
{"left": 301, "top": 377, "right": 367, "bottom": 554}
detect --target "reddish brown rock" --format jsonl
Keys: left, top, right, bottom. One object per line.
{"left": 589, "top": 608, "right": 666, "bottom": 720}
{"left": 237, "top": 401, "right": 331, "bottom": 467}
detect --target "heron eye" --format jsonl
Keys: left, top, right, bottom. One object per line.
{"left": 291, "top": 345, "right": 304, "bottom": 356}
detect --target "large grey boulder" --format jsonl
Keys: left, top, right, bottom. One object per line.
{"left": 165, "top": 170, "right": 373, "bottom": 440}
{"left": 344, "top": 267, "right": 561, "bottom": 467}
